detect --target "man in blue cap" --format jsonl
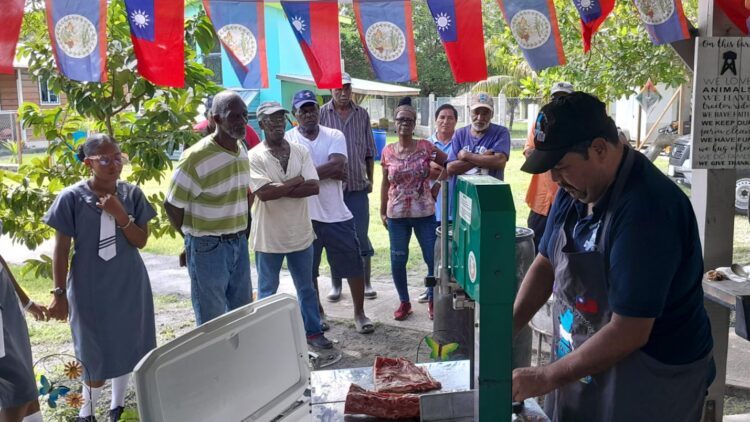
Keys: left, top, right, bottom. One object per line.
{"left": 287, "top": 89, "right": 374, "bottom": 334}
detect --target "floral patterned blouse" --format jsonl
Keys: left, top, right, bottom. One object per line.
{"left": 381, "top": 139, "right": 436, "bottom": 219}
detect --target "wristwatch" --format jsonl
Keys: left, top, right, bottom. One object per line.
{"left": 51, "top": 287, "right": 66, "bottom": 297}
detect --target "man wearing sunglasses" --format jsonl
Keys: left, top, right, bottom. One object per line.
{"left": 165, "top": 90, "right": 253, "bottom": 326}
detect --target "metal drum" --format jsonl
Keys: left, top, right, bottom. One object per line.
{"left": 513, "top": 227, "right": 535, "bottom": 369}
{"left": 432, "top": 226, "right": 536, "bottom": 368}
{"left": 433, "top": 224, "right": 474, "bottom": 360}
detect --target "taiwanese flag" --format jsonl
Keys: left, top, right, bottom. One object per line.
{"left": 45, "top": 0, "right": 108, "bottom": 82}
{"left": 203, "top": 0, "right": 268, "bottom": 89}
{"left": 281, "top": 1, "right": 342, "bottom": 89}
{"left": 717, "top": 0, "right": 750, "bottom": 35}
{"left": 634, "top": 0, "right": 691, "bottom": 45}
{"left": 425, "top": 0, "right": 487, "bottom": 83}
{"left": 496, "top": 0, "right": 565, "bottom": 72}
{"left": 0, "top": 0, "right": 24, "bottom": 74}
{"left": 353, "top": 0, "right": 417, "bottom": 82}
{"left": 571, "top": 0, "right": 615, "bottom": 52}
{"left": 124, "top": 0, "right": 185, "bottom": 87}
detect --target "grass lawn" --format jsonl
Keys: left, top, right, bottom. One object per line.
{"left": 0, "top": 152, "right": 46, "bottom": 164}
{"left": 138, "top": 149, "right": 750, "bottom": 279}
{"left": 7, "top": 147, "right": 750, "bottom": 280}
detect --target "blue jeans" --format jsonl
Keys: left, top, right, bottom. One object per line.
{"left": 185, "top": 234, "right": 252, "bottom": 326}
{"left": 387, "top": 216, "right": 437, "bottom": 303}
{"left": 256, "top": 245, "right": 322, "bottom": 337}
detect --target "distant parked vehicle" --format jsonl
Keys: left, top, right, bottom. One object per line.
{"left": 668, "top": 135, "right": 750, "bottom": 214}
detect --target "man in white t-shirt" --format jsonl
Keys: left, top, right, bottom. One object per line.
{"left": 249, "top": 101, "right": 333, "bottom": 350}
{"left": 287, "top": 90, "right": 374, "bottom": 335}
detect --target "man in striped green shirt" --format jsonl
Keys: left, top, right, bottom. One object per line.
{"left": 165, "top": 90, "right": 253, "bottom": 325}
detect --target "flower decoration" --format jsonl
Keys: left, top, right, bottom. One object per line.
{"left": 63, "top": 361, "right": 82, "bottom": 380}
{"left": 33, "top": 353, "right": 89, "bottom": 413}
{"left": 65, "top": 392, "right": 84, "bottom": 409}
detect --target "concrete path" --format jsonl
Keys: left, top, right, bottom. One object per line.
{"left": 2, "top": 235, "right": 749, "bottom": 388}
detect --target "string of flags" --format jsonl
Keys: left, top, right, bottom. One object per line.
{"left": 1, "top": 0, "right": 742, "bottom": 89}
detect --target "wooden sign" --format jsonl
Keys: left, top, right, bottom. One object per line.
{"left": 691, "top": 37, "right": 750, "bottom": 169}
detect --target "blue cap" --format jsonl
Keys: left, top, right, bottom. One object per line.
{"left": 292, "top": 90, "right": 318, "bottom": 110}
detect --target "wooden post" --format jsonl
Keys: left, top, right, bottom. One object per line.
{"left": 636, "top": 105, "right": 642, "bottom": 149}
{"left": 641, "top": 88, "right": 682, "bottom": 146}
{"left": 693, "top": 3, "right": 739, "bottom": 421}
{"left": 15, "top": 69, "right": 23, "bottom": 164}
{"left": 677, "top": 85, "right": 684, "bottom": 136}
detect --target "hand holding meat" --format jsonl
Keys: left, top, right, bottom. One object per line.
{"left": 512, "top": 366, "right": 555, "bottom": 402}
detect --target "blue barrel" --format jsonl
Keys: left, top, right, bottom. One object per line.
{"left": 372, "top": 129, "right": 386, "bottom": 160}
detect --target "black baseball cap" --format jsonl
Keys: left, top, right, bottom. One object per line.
{"left": 521, "top": 92, "right": 618, "bottom": 174}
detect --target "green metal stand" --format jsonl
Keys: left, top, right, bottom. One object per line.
{"left": 451, "top": 175, "right": 516, "bottom": 420}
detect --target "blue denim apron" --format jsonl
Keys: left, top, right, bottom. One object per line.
{"left": 544, "top": 148, "right": 712, "bottom": 421}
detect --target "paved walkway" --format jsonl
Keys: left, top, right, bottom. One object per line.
{"left": 2, "top": 235, "right": 749, "bottom": 389}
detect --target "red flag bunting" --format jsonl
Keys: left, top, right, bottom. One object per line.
{"left": 281, "top": 0, "right": 342, "bottom": 89}
{"left": 0, "top": 0, "right": 24, "bottom": 74}
{"left": 425, "top": 0, "right": 487, "bottom": 83}
{"left": 124, "top": 0, "right": 186, "bottom": 88}
{"left": 572, "top": 0, "right": 615, "bottom": 52}
{"left": 717, "top": 0, "right": 750, "bottom": 35}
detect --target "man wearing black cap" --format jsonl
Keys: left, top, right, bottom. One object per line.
{"left": 512, "top": 92, "right": 713, "bottom": 420}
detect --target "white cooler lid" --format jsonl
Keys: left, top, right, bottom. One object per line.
{"left": 134, "top": 294, "right": 310, "bottom": 422}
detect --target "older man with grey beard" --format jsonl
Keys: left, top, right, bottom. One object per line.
{"left": 446, "top": 92, "right": 511, "bottom": 219}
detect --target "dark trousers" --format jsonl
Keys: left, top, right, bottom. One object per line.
{"left": 527, "top": 210, "right": 548, "bottom": 253}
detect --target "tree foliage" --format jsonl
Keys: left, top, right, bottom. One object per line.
{"left": 485, "top": 0, "right": 697, "bottom": 102}
{"left": 0, "top": 0, "right": 220, "bottom": 274}
{"left": 340, "top": 0, "right": 697, "bottom": 102}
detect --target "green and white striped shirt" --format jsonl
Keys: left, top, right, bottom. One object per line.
{"left": 167, "top": 136, "right": 250, "bottom": 236}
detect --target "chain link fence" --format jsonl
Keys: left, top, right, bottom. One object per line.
{"left": 0, "top": 111, "right": 17, "bottom": 142}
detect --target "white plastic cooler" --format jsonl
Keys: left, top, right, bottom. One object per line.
{"left": 133, "top": 294, "right": 312, "bottom": 422}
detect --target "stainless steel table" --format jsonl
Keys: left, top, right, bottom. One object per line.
{"left": 310, "top": 360, "right": 471, "bottom": 421}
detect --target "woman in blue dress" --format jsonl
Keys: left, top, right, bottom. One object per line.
{"left": 0, "top": 222, "right": 48, "bottom": 422}
{"left": 44, "top": 134, "right": 156, "bottom": 422}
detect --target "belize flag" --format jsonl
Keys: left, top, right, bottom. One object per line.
{"left": 281, "top": 1, "right": 342, "bottom": 89}
{"left": 203, "top": 0, "right": 268, "bottom": 89}
{"left": 716, "top": 0, "right": 750, "bottom": 35}
{"left": 571, "top": 0, "right": 615, "bottom": 52}
{"left": 496, "top": 0, "right": 565, "bottom": 72}
{"left": 353, "top": 0, "right": 417, "bottom": 83}
{"left": 0, "top": 0, "right": 24, "bottom": 74}
{"left": 425, "top": 0, "right": 487, "bottom": 83}
{"left": 124, "top": 0, "right": 185, "bottom": 87}
{"left": 45, "top": 0, "right": 108, "bottom": 82}
{"left": 634, "top": 0, "right": 691, "bottom": 45}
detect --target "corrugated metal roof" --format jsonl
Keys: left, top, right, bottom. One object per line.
{"left": 276, "top": 73, "right": 419, "bottom": 97}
